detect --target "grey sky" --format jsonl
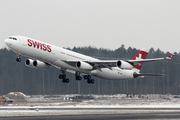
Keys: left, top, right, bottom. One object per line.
{"left": 0, "top": 0, "right": 179, "bottom": 53}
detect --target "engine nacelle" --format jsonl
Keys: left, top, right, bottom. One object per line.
{"left": 25, "top": 59, "right": 34, "bottom": 68}
{"left": 33, "top": 60, "right": 49, "bottom": 70}
{"left": 76, "top": 61, "right": 93, "bottom": 70}
{"left": 116, "top": 60, "right": 133, "bottom": 69}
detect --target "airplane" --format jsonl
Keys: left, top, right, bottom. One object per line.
{"left": 4, "top": 36, "right": 174, "bottom": 84}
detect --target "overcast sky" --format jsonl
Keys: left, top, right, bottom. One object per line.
{"left": 0, "top": 0, "right": 179, "bottom": 53}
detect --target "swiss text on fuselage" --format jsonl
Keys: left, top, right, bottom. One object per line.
{"left": 27, "top": 39, "right": 52, "bottom": 53}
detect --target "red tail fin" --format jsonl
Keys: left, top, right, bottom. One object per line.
{"left": 167, "top": 54, "right": 174, "bottom": 59}
{"left": 131, "top": 49, "right": 148, "bottom": 71}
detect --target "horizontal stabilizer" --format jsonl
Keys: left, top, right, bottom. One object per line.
{"left": 134, "top": 73, "right": 166, "bottom": 78}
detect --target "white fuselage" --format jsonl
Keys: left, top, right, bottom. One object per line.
{"left": 5, "top": 36, "right": 135, "bottom": 80}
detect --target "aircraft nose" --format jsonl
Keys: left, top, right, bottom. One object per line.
{"left": 4, "top": 39, "right": 10, "bottom": 45}
{"left": 4, "top": 39, "right": 12, "bottom": 47}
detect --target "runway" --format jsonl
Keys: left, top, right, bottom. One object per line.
{"left": 0, "top": 107, "right": 180, "bottom": 119}
{"left": 1, "top": 113, "right": 180, "bottom": 120}
{"left": 0, "top": 107, "right": 180, "bottom": 116}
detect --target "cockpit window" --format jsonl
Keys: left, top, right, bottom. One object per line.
{"left": 9, "top": 37, "right": 17, "bottom": 40}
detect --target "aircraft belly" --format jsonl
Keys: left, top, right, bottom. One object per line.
{"left": 94, "top": 68, "right": 134, "bottom": 80}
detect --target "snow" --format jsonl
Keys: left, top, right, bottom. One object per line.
{"left": 0, "top": 94, "right": 180, "bottom": 117}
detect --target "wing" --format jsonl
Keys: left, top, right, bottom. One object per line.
{"left": 64, "top": 54, "right": 174, "bottom": 70}
{"left": 90, "top": 54, "right": 174, "bottom": 69}
{"left": 64, "top": 60, "right": 117, "bottom": 71}
{"left": 128, "top": 54, "right": 174, "bottom": 64}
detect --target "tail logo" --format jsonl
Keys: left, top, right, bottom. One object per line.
{"left": 132, "top": 49, "right": 148, "bottom": 70}
{"left": 168, "top": 54, "right": 174, "bottom": 59}
{"left": 135, "top": 54, "right": 143, "bottom": 61}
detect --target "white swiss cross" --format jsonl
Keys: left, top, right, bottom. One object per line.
{"left": 135, "top": 54, "right": 143, "bottom": 60}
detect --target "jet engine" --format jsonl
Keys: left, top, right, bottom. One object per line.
{"left": 25, "top": 59, "right": 49, "bottom": 69}
{"left": 33, "top": 60, "right": 49, "bottom": 69}
{"left": 76, "top": 61, "right": 93, "bottom": 70}
{"left": 25, "top": 59, "right": 34, "bottom": 68}
{"left": 116, "top": 60, "right": 133, "bottom": 69}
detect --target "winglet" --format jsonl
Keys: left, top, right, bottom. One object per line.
{"left": 166, "top": 54, "right": 174, "bottom": 59}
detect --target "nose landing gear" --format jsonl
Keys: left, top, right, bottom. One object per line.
{"left": 16, "top": 53, "right": 21, "bottom": 62}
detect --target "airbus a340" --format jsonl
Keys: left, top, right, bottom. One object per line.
{"left": 4, "top": 36, "right": 174, "bottom": 84}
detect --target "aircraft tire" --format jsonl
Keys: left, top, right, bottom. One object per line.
{"left": 91, "top": 79, "right": 95, "bottom": 84}
{"left": 59, "top": 74, "right": 63, "bottom": 79}
{"left": 66, "top": 78, "right": 69, "bottom": 83}
{"left": 76, "top": 76, "right": 82, "bottom": 80}
{"left": 62, "top": 75, "right": 66, "bottom": 79}
{"left": 84, "top": 75, "right": 88, "bottom": 80}
{"left": 87, "top": 75, "right": 91, "bottom": 79}
{"left": 16, "top": 58, "right": 21, "bottom": 62}
{"left": 62, "top": 79, "right": 66, "bottom": 83}
{"left": 87, "top": 79, "right": 91, "bottom": 84}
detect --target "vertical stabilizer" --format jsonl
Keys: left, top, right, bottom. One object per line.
{"left": 131, "top": 49, "right": 148, "bottom": 73}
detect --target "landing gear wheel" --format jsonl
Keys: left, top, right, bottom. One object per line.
{"left": 91, "top": 79, "right": 95, "bottom": 84}
{"left": 76, "top": 76, "right": 82, "bottom": 80}
{"left": 87, "top": 79, "right": 91, "bottom": 84}
{"left": 84, "top": 75, "right": 91, "bottom": 80}
{"left": 84, "top": 75, "right": 88, "bottom": 80}
{"left": 16, "top": 57, "right": 21, "bottom": 62}
{"left": 59, "top": 74, "right": 66, "bottom": 79}
{"left": 16, "top": 53, "right": 21, "bottom": 62}
{"left": 62, "top": 79, "right": 66, "bottom": 83}
{"left": 87, "top": 79, "right": 95, "bottom": 84}
{"left": 66, "top": 78, "right": 69, "bottom": 83}
{"left": 62, "top": 78, "right": 69, "bottom": 83}
{"left": 59, "top": 74, "right": 63, "bottom": 79}
{"left": 62, "top": 74, "right": 66, "bottom": 79}
{"left": 59, "top": 70, "right": 69, "bottom": 83}
{"left": 87, "top": 75, "right": 91, "bottom": 80}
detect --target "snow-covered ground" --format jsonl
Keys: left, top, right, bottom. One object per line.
{"left": 1, "top": 94, "right": 180, "bottom": 117}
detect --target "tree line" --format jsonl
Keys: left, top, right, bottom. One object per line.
{"left": 0, "top": 45, "right": 179, "bottom": 95}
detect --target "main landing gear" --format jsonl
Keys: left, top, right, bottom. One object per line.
{"left": 59, "top": 70, "right": 69, "bottom": 83}
{"left": 75, "top": 72, "right": 82, "bottom": 81}
{"left": 84, "top": 75, "right": 95, "bottom": 84}
{"left": 16, "top": 52, "right": 21, "bottom": 62}
{"left": 59, "top": 71, "right": 95, "bottom": 84}
{"left": 76, "top": 72, "right": 94, "bottom": 84}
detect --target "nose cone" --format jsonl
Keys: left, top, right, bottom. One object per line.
{"left": 4, "top": 39, "right": 9, "bottom": 45}
{"left": 4, "top": 39, "right": 11, "bottom": 50}
{"left": 4, "top": 39, "right": 12, "bottom": 49}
